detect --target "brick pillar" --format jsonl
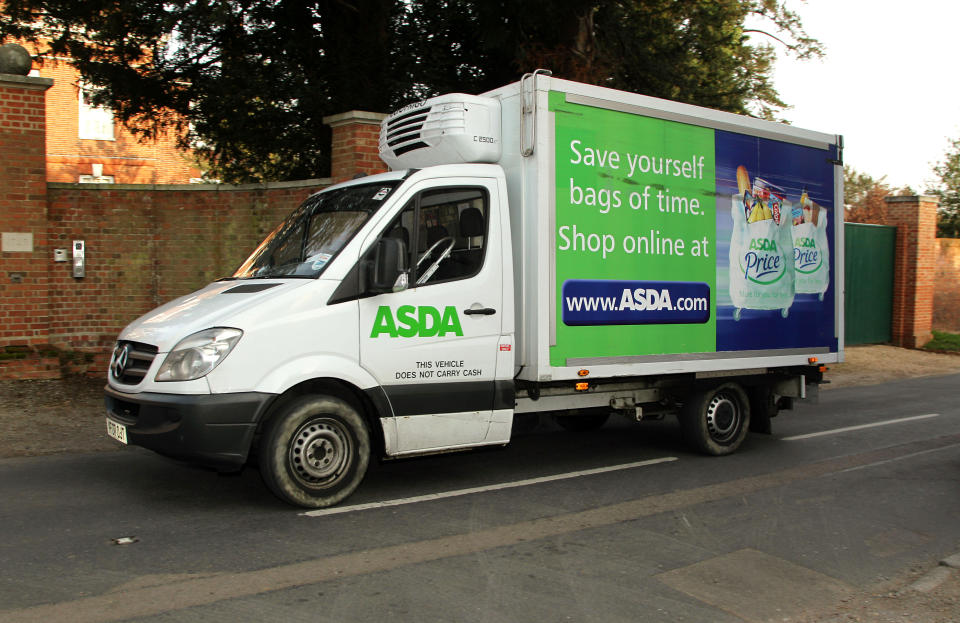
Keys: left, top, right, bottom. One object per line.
{"left": 323, "top": 111, "right": 388, "bottom": 183}
{"left": 883, "top": 195, "right": 938, "bottom": 348}
{"left": 0, "top": 73, "right": 56, "bottom": 378}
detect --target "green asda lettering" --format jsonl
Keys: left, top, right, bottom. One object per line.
{"left": 748, "top": 238, "right": 778, "bottom": 252}
{"left": 370, "top": 305, "right": 463, "bottom": 338}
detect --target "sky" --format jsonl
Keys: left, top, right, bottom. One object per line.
{"left": 762, "top": 0, "right": 960, "bottom": 191}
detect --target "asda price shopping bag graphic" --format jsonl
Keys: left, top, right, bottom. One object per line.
{"left": 791, "top": 190, "right": 830, "bottom": 299}
{"left": 549, "top": 93, "right": 838, "bottom": 365}
{"left": 727, "top": 166, "right": 796, "bottom": 319}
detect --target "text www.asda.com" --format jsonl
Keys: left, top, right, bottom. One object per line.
{"left": 565, "top": 290, "right": 708, "bottom": 313}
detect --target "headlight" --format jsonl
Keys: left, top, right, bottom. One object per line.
{"left": 155, "top": 328, "right": 243, "bottom": 382}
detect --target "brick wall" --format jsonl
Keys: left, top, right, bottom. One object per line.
{"left": 41, "top": 180, "right": 328, "bottom": 374}
{"left": 934, "top": 238, "right": 960, "bottom": 332}
{"left": 1, "top": 72, "right": 392, "bottom": 380}
{"left": 2, "top": 69, "right": 394, "bottom": 379}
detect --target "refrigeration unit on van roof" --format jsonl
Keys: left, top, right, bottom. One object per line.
{"left": 379, "top": 94, "right": 501, "bottom": 169}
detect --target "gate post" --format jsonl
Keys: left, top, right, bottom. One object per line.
{"left": 883, "top": 195, "right": 939, "bottom": 348}
{"left": 0, "top": 70, "right": 56, "bottom": 378}
{"left": 323, "top": 111, "right": 388, "bottom": 184}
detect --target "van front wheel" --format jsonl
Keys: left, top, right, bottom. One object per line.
{"left": 260, "top": 395, "right": 370, "bottom": 508}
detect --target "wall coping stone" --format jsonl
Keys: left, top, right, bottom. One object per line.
{"left": 322, "top": 110, "right": 387, "bottom": 127}
{"left": 47, "top": 178, "right": 331, "bottom": 192}
{"left": 0, "top": 73, "right": 53, "bottom": 89}
{"left": 883, "top": 195, "right": 939, "bottom": 204}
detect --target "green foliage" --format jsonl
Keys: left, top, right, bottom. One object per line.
{"left": 923, "top": 330, "right": 960, "bottom": 352}
{"left": 843, "top": 166, "right": 917, "bottom": 225}
{"left": 396, "top": 0, "right": 820, "bottom": 120}
{"left": 844, "top": 167, "right": 885, "bottom": 210}
{"left": 927, "top": 137, "right": 960, "bottom": 238}
{"left": 2, "top": 0, "right": 405, "bottom": 182}
{"left": 843, "top": 166, "right": 892, "bottom": 224}
{"left": 1, "top": 0, "right": 821, "bottom": 183}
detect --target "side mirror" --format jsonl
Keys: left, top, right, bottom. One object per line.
{"left": 368, "top": 237, "right": 409, "bottom": 293}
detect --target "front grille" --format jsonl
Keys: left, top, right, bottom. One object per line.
{"left": 110, "top": 341, "right": 159, "bottom": 385}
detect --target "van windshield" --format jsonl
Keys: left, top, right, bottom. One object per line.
{"left": 233, "top": 182, "right": 399, "bottom": 279}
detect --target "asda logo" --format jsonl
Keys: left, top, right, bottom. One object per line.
{"left": 370, "top": 305, "right": 463, "bottom": 338}
{"left": 741, "top": 237, "right": 784, "bottom": 284}
{"left": 748, "top": 238, "right": 778, "bottom": 252}
{"left": 793, "top": 237, "right": 822, "bottom": 273}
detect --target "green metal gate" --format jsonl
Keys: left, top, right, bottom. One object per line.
{"left": 844, "top": 223, "right": 896, "bottom": 345}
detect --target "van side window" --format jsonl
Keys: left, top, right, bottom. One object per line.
{"left": 415, "top": 188, "right": 487, "bottom": 284}
{"left": 379, "top": 187, "right": 487, "bottom": 287}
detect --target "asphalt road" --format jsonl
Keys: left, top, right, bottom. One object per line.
{"left": 1, "top": 374, "right": 959, "bottom": 622}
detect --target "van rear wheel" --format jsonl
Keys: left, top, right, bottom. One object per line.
{"left": 680, "top": 383, "right": 750, "bottom": 455}
{"left": 260, "top": 394, "right": 370, "bottom": 508}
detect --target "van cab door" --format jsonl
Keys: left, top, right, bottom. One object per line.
{"left": 358, "top": 175, "right": 509, "bottom": 454}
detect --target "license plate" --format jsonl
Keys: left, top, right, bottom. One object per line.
{"left": 106, "top": 418, "right": 128, "bottom": 444}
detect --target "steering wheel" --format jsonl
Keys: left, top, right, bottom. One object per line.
{"left": 416, "top": 236, "right": 455, "bottom": 285}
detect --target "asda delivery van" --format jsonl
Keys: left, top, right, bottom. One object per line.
{"left": 105, "top": 71, "right": 843, "bottom": 508}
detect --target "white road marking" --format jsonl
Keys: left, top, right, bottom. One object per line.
{"left": 302, "top": 456, "right": 678, "bottom": 517}
{"left": 782, "top": 413, "right": 941, "bottom": 441}
{"left": 837, "top": 444, "right": 960, "bottom": 474}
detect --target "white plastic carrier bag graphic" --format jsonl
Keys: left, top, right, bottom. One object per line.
{"left": 791, "top": 190, "right": 830, "bottom": 299}
{"left": 728, "top": 166, "right": 795, "bottom": 320}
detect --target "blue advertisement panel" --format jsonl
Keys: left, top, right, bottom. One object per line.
{"left": 715, "top": 131, "right": 837, "bottom": 352}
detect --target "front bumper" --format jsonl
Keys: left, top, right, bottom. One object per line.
{"left": 104, "top": 385, "right": 276, "bottom": 470}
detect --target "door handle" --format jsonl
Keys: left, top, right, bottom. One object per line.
{"left": 463, "top": 307, "right": 496, "bottom": 316}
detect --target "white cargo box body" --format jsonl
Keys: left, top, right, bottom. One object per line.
{"left": 473, "top": 75, "right": 843, "bottom": 383}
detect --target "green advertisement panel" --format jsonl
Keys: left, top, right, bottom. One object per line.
{"left": 551, "top": 92, "right": 717, "bottom": 365}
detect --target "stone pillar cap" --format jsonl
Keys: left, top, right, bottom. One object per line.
{"left": 0, "top": 73, "right": 53, "bottom": 90}
{"left": 883, "top": 195, "right": 939, "bottom": 203}
{"left": 323, "top": 110, "right": 387, "bottom": 127}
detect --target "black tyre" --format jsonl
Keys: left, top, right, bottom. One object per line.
{"left": 554, "top": 411, "right": 610, "bottom": 432}
{"left": 747, "top": 385, "right": 777, "bottom": 434}
{"left": 259, "top": 394, "right": 370, "bottom": 508}
{"left": 679, "top": 383, "right": 750, "bottom": 455}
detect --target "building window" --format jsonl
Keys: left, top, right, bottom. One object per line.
{"left": 78, "top": 86, "right": 115, "bottom": 140}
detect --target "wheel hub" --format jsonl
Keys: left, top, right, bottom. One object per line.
{"left": 705, "top": 393, "right": 740, "bottom": 444}
{"left": 289, "top": 418, "right": 351, "bottom": 487}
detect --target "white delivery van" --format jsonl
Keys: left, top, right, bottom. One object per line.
{"left": 105, "top": 71, "right": 844, "bottom": 508}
